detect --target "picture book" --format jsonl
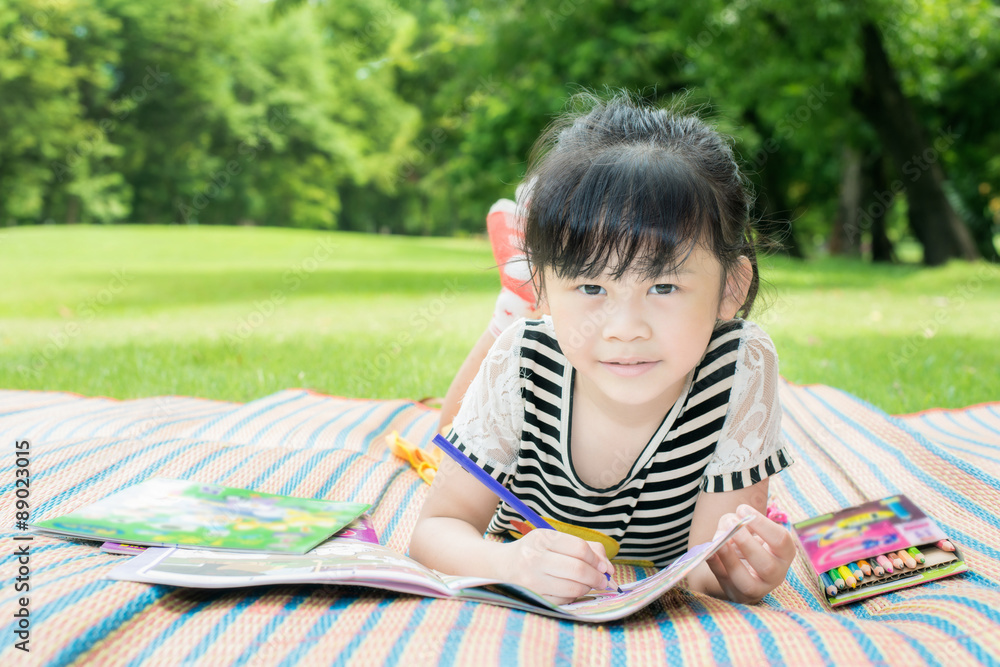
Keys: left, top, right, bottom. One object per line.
{"left": 109, "top": 516, "right": 753, "bottom": 623}
{"left": 792, "top": 495, "right": 968, "bottom": 607}
{"left": 99, "top": 514, "right": 382, "bottom": 556}
{"left": 32, "top": 478, "right": 369, "bottom": 554}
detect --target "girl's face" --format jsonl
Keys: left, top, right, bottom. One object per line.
{"left": 541, "top": 244, "right": 745, "bottom": 416}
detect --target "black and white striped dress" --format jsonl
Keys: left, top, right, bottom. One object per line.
{"left": 448, "top": 316, "right": 793, "bottom": 567}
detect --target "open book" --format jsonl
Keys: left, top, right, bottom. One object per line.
{"left": 110, "top": 516, "right": 751, "bottom": 622}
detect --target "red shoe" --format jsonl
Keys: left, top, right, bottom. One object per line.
{"left": 486, "top": 198, "right": 534, "bottom": 304}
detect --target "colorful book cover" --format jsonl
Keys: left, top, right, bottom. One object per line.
{"left": 99, "top": 514, "right": 382, "bottom": 556}
{"left": 792, "top": 495, "right": 968, "bottom": 606}
{"left": 109, "top": 516, "right": 753, "bottom": 622}
{"left": 32, "top": 478, "right": 369, "bottom": 554}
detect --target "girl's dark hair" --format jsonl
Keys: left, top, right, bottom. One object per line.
{"left": 522, "top": 90, "right": 760, "bottom": 318}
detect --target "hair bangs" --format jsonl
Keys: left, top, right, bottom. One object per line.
{"left": 527, "top": 144, "right": 722, "bottom": 282}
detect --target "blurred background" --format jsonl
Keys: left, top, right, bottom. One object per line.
{"left": 3, "top": 0, "right": 998, "bottom": 260}
{"left": 1, "top": 0, "right": 998, "bottom": 412}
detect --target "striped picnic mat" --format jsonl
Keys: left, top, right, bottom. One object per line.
{"left": 1, "top": 382, "right": 998, "bottom": 666}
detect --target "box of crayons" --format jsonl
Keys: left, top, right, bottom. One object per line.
{"left": 791, "top": 495, "right": 968, "bottom": 607}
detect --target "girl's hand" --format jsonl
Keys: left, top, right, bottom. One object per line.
{"left": 705, "top": 504, "right": 796, "bottom": 604}
{"left": 500, "top": 529, "right": 613, "bottom": 605}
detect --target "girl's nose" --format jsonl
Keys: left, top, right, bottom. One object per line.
{"left": 602, "top": 297, "right": 652, "bottom": 342}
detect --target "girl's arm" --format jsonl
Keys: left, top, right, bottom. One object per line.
{"left": 438, "top": 329, "right": 497, "bottom": 432}
{"left": 409, "top": 456, "right": 614, "bottom": 604}
{"left": 683, "top": 479, "right": 796, "bottom": 603}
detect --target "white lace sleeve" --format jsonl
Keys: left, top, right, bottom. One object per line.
{"left": 448, "top": 321, "right": 525, "bottom": 483}
{"left": 702, "top": 322, "right": 793, "bottom": 493}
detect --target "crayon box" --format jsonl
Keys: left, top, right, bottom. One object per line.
{"left": 791, "top": 495, "right": 969, "bottom": 607}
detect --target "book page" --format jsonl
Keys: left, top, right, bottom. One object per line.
{"left": 110, "top": 538, "right": 460, "bottom": 597}
{"left": 438, "top": 515, "right": 753, "bottom": 622}
{"left": 110, "top": 515, "right": 753, "bottom": 622}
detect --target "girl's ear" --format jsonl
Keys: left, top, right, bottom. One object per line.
{"left": 718, "top": 256, "right": 752, "bottom": 320}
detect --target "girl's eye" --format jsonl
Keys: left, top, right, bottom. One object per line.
{"left": 650, "top": 284, "right": 677, "bottom": 295}
{"left": 577, "top": 284, "right": 605, "bottom": 296}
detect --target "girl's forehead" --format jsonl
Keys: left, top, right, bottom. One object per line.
{"left": 547, "top": 242, "right": 723, "bottom": 282}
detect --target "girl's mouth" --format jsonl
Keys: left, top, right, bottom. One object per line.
{"left": 600, "top": 359, "right": 659, "bottom": 377}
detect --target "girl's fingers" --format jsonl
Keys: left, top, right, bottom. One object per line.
{"left": 528, "top": 531, "right": 611, "bottom": 591}
{"left": 585, "top": 540, "right": 612, "bottom": 571}
{"left": 737, "top": 505, "right": 797, "bottom": 561}
{"left": 713, "top": 543, "right": 767, "bottom": 601}
{"left": 535, "top": 553, "right": 610, "bottom": 597}
{"left": 727, "top": 525, "right": 792, "bottom": 586}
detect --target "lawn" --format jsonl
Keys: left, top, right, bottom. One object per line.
{"left": 2, "top": 225, "right": 997, "bottom": 415}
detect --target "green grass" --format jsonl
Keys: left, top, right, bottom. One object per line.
{"left": 1, "top": 225, "right": 997, "bottom": 414}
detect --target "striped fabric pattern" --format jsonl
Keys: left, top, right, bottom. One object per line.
{"left": 897, "top": 403, "right": 1000, "bottom": 478}
{"left": 2, "top": 383, "right": 998, "bottom": 666}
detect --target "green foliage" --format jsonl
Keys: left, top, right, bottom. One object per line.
{"left": 0, "top": 0, "right": 419, "bottom": 227}
{"left": 0, "top": 0, "right": 996, "bottom": 258}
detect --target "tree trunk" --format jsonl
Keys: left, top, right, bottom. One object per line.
{"left": 831, "top": 146, "right": 863, "bottom": 256}
{"left": 740, "top": 110, "right": 804, "bottom": 258}
{"left": 865, "top": 154, "right": 896, "bottom": 262}
{"left": 65, "top": 196, "right": 80, "bottom": 224}
{"left": 854, "top": 22, "right": 979, "bottom": 265}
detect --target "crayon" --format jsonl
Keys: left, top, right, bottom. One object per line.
{"left": 898, "top": 549, "right": 917, "bottom": 569}
{"left": 936, "top": 539, "right": 956, "bottom": 552}
{"left": 868, "top": 558, "right": 885, "bottom": 576}
{"left": 876, "top": 554, "right": 894, "bottom": 574}
{"left": 820, "top": 571, "right": 839, "bottom": 597}
{"left": 837, "top": 565, "right": 858, "bottom": 589}
{"left": 906, "top": 546, "right": 926, "bottom": 564}
{"left": 857, "top": 559, "right": 873, "bottom": 577}
{"left": 888, "top": 551, "right": 905, "bottom": 570}
{"left": 847, "top": 561, "right": 864, "bottom": 581}
{"left": 828, "top": 568, "right": 846, "bottom": 590}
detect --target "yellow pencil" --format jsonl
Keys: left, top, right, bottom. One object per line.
{"left": 837, "top": 564, "right": 858, "bottom": 589}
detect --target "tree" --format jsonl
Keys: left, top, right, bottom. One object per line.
{"left": 852, "top": 21, "right": 978, "bottom": 265}
{"left": 0, "top": 0, "right": 126, "bottom": 224}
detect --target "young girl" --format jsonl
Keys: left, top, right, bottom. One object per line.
{"left": 409, "top": 92, "right": 796, "bottom": 605}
